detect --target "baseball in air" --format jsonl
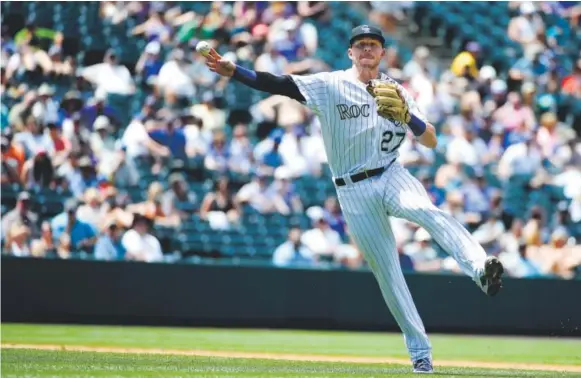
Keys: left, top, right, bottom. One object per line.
{"left": 196, "top": 41, "right": 211, "bottom": 57}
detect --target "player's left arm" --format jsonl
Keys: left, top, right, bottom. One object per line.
{"left": 415, "top": 121, "right": 437, "bottom": 149}
{"left": 398, "top": 84, "right": 438, "bottom": 149}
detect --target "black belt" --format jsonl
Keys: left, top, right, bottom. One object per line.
{"left": 334, "top": 160, "right": 394, "bottom": 187}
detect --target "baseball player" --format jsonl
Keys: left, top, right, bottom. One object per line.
{"left": 202, "top": 25, "right": 504, "bottom": 374}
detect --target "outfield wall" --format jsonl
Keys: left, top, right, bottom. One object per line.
{"left": 2, "top": 257, "right": 580, "bottom": 336}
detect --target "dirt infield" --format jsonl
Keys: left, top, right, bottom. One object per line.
{"left": 3, "top": 343, "right": 580, "bottom": 373}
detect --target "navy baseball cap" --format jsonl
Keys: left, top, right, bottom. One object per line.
{"left": 350, "top": 24, "right": 385, "bottom": 46}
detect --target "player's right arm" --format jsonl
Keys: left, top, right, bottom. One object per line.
{"left": 204, "top": 48, "right": 328, "bottom": 112}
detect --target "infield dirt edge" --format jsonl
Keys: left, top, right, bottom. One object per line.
{"left": 2, "top": 343, "right": 580, "bottom": 373}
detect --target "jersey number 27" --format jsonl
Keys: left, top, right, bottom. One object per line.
{"left": 381, "top": 131, "right": 406, "bottom": 152}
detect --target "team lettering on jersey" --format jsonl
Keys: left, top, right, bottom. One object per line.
{"left": 336, "top": 104, "right": 371, "bottom": 120}
{"left": 290, "top": 69, "right": 425, "bottom": 177}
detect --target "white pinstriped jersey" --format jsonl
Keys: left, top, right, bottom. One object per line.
{"left": 291, "top": 68, "right": 427, "bottom": 178}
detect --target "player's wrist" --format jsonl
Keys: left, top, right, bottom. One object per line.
{"left": 408, "top": 114, "right": 427, "bottom": 137}
{"left": 232, "top": 64, "right": 256, "bottom": 82}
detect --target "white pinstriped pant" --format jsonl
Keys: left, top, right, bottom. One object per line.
{"left": 335, "top": 162, "right": 487, "bottom": 362}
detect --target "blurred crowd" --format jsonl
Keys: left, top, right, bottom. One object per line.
{"left": 1, "top": 1, "right": 580, "bottom": 278}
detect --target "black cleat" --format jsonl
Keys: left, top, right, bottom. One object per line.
{"left": 413, "top": 358, "right": 434, "bottom": 374}
{"left": 480, "top": 256, "right": 504, "bottom": 296}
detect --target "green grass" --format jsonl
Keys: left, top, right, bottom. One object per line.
{"left": 1, "top": 349, "right": 578, "bottom": 378}
{"left": 2, "top": 324, "right": 581, "bottom": 377}
{"left": 3, "top": 324, "right": 581, "bottom": 366}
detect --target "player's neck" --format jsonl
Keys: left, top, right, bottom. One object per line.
{"left": 353, "top": 66, "right": 380, "bottom": 84}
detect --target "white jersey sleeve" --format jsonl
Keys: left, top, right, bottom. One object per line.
{"left": 289, "top": 72, "right": 331, "bottom": 116}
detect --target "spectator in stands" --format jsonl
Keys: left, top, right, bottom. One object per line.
{"left": 509, "top": 45, "right": 550, "bottom": 84}
{"left": 55, "top": 232, "right": 73, "bottom": 258}
{"left": 398, "top": 244, "right": 415, "bottom": 272}
{"left": 100, "top": 193, "right": 133, "bottom": 232}
{"left": 135, "top": 41, "right": 164, "bottom": 86}
{"left": 418, "top": 171, "right": 445, "bottom": 207}
{"left": 191, "top": 92, "right": 226, "bottom": 133}
{"left": 267, "top": 166, "right": 303, "bottom": 216}
{"left": 156, "top": 49, "right": 195, "bottom": 105}
{"left": 80, "top": 49, "right": 135, "bottom": 96}
{"left": 536, "top": 112, "right": 561, "bottom": 158}
{"left": 524, "top": 206, "right": 549, "bottom": 245}
{"left": 162, "top": 173, "right": 198, "bottom": 220}
{"left": 75, "top": 188, "right": 103, "bottom": 230}
{"left": 498, "top": 132, "right": 543, "bottom": 179}
{"left": 32, "top": 84, "right": 59, "bottom": 125}
{"left": 200, "top": 176, "right": 241, "bottom": 230}
{"left": 439, "top": 190, "right": 475, "bottom": 227}
{"left": 29, "top": 220, "right": 55, "bottom": 258}
{"left": 55, "top": 152, "right": 80, "bottom": 193}
{"left": 323, "top": 196, "right": 346, "bottom": 240}
{"left": 128, "top": 181, "right": 179, "bottom": 227}
{"left": 380, "top": 46, "right": 403, "bottom": 80}
{"left": 368, "top": 1, "right": 412, "bottom": 33}
{"left": 122, "top": 213, "right": 163, "bottom": 263}
{"left": 229, "top": 123, "right": 254, "bottom": 174}
{"left": 51, "top": 200, "right": 96, "bottom": 253}
{"left": 472, "top": 211, "right": 506, "bottom": 255}
{"left": 1, "top": 191, "right": 39, "bottom": 241}
{"left": 494, "top": 92, "right": 536, "bottom": 133}
{"left": 61, "top": 113, "right": 88, "bottom": 156}
{"left": 46, "top": 44, "right": 75, "bottom": 79}
{"left": 121, "top": 114, "right": 152, "bottom": 160}
{"left": 269, "top": 18, "right": 306, "bottom": 63}
{"left": 236, "top": 171, "right": 277, "bottom": 214}
{"left": 553, "top": 133, "right": 581, "bottom": 169}
{"left": 1, "top": 130, "right": 26, "bottom": 183}
{"left": 136, "top": 4, "right": 174, "bottom": 42}
{"left": 450, "top": 42, "right": 481, "bottom": 80}
{"left": 462, "top": 171, "right": 494, "bottom": 217}
{"left": 94, "top": 220, "right": 125, "bottom": 261}
{"left": 476, "top": 65, "right": 497, "bottom": 101}
{"left": 20, "top": 147, "right": 54, "bottom": 190}
{"left": 297, "top": 1, "right": 331, "bottom": 23}
{"left": 446, "top": 99, "right": 483, "bottom": 138}
{"left": 108, "top": 146, "right": 139, "bottom": 188}
{"left": 59, "top": 90, "right": 84, "bottom": 121}
{"left": 255, "top": 43, "right": 288, "bottom": 76}
{"left": 0, "top": 102, "right": 8, "bottom": 131}
{"left": 13, "top": 18, "right": 63, "bottom": 77}
{"left": 510, "top": 242, "right": 544, "bottom": 278}
{"left": 403, "top": 46, "right": 438, "bottom": 80}
{"left": 301, "top": 206, "right": 348, "bottom": 263}
{"left": 566, "top": 185, "right": 581, "bottom": 227}
{"left": 204, "top": 130, "right": 231, "bottom": 173}
{"left": 14, "top": 115, "right": 54, "bottom": 158}
{"left": 403, "top": 228, "right": 441, "bottom": 272}
{"left": 255, "top": 128, "right": 284, "bottom": 172}
{"left": 147, "top": 112, "right": 188, "bottom": 161}
{"left": 5, "top": 224, "right": 32, "bottom": 257}
{"left": 79, "top": 90, "right": 118, "bottom": 131}
{"left": 446, "top": 124, "right": 487, "bottom": 167}
{"left": 542, "top": 228, "right": 581, "bottom": 279}
{"left": 46, "top": 122, "right": 69, "bottom": 166}
{"left": 72, "top": 156, "right": 99, "bottom": 197}
{"left": 508, "top": 2, "right": 545, "bottom": 51}
{"left": 8, "top": 90, "right": 38, "bottom": 132}
{"left": 561, "top": 59, "right": 581, "bottom": 97}
{"left": 90, "top": 116, "right": 116, "bottom": 157}
{"left": 101, "top": 1, "right": 140, "bottom": 25}
{"left": 273, "top": 227, "right": 315, "bottom": 267}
